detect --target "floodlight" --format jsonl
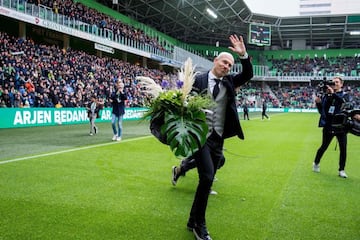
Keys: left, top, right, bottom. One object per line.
{"left": 206, "top": 8, "right": 218, "bottom": 19}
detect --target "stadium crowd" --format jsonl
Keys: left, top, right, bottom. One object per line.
{"left": 237, "top": 81, "right": 360, "bottom": 109}
{"left": 1, "top": 31, "right": 360, "bottom": 109}
{"left": 269, "top": 55, "right": 360, "bottom": 77}
{"left": 20, "top": 0, "right": 360, "bottom": 108}
{"left": 237, "top": 81, "right": 318, "bottom": 109}
{"left": 25, "top": 0, "right": 172, "bottom": 54}
{"left": 0, "top": 31, "right": 178, "bottom": 108}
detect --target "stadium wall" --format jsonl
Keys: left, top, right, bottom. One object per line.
{"left": 0, "top": 107, "right": 317, "bottom": 129}
{"left": 0, "top": 108, "right": 148, "bottom": 129}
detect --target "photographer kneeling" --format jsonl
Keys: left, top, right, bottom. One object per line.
{"left": 312, "top": 76, "right": 351, "bottom": 178}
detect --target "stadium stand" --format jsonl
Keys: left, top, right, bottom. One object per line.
{"left": 25, "top": 0, "right": 172, "bottom": 54}
{"left": 0, "top": 0, "right": 359, "bottom": 110}
{"left": 0, "top": 31, "right": 178, "bottom": 108}
{"left": 269, "top": 56, "right": 360, "bottom": 77}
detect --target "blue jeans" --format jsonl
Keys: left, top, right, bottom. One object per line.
{"left": 112, "top": 114, "right": 123, "bottom": 137}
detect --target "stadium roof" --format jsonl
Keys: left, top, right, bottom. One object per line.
{"left": 102, "top": 0, "right": 360, "bottom": 50}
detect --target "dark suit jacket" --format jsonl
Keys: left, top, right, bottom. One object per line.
{"left": 110, "top": 90, "right": 127, "bottom": 116}
{"left": 316, "top": 91, "right": 348, "bottom": 129}
{"left": 192, "top": 58, "right": 253, "bottom": 140}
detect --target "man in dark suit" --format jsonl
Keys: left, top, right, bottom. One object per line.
{"left": 243, "top": 102, "right": 250, "bottom": 120}
{"left": 261, "top": 99, "right": 269, "bottom": 120}
{"left": 188, "top": 34, "right": 253, "bottom": 240}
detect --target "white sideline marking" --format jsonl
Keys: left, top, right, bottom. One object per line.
{"left": 0, "top": 136, "right": 152, "bottom": 165}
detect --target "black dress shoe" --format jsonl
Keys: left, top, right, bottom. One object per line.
{"left": 193, "top": 223, "right": 212, "bottom": 240}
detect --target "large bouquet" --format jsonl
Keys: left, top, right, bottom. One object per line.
{"left": 137, "top": 58, "right": 213, "bottom": 158}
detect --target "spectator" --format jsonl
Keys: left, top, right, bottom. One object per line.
{"left": 110, "top": 80, "right": 127, "bottom": 141}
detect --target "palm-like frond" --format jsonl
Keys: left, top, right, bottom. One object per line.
{"left": 178, "top": 58, "right": 197, "bottom": 101}
{"left": 136, "top": 76, "right": 163, "bottom": 98}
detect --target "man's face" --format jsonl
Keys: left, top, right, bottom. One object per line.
{"left": 353, "top": 114, "right": 360, "bottom": 121}
{"left": 332, "top": 77, "right": 343, "bottom": 91}
{"left": 117, "top": 82, "right": 124, "bottom": 89}
{"left": 212, "top": 55, "right": 234, "bottom": 78}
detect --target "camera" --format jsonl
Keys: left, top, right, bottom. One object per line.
{"left": 317, "top": 77, "right": 335, "bottom": 93}
{"left": 331, "top": 109, "right": 360, "bottom": 136}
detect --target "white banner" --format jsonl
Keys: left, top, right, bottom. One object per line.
{"left": 95, "top": 43, "right": 114, "bottom": 54}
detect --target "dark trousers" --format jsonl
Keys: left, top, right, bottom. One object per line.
{"left": 190, "top": 131, "right": 224, "bottom": 224}
{"left": 262, "top": 110, "right": 269, "bottom": 119}
{"left": 244, "top": 112, "right": 249, "bottom": 120}
{"left": 180, "top": 150, "right": 226, "bottom": 176}
{"left": 314, "top": 128, "right": 347, "bottom": 171}
{"left": 180, "top": 157, "right": 196, "bottom": 175}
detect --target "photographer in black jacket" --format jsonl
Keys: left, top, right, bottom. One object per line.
{"left": 312, "top": 76, "right": 351, "bottom": 178}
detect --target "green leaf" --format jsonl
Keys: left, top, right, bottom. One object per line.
{"left": 143, "top": 89, "right": 213, "bottom": 158}
{"left": 162, "top": 110, "right": 208, "bottom": 157}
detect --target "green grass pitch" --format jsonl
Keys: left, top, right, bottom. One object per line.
{"left": 0, "top": 112, "right": 359, "bottom": 239}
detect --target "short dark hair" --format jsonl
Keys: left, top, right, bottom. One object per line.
{"left": 334, "top": 76, "right": 343, "bottom": 82}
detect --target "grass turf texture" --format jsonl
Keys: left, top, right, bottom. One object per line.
{"left": 0, "top": 113, "right": 359, "bottom": 239}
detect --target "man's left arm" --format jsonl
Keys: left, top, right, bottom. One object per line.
{"left": 232, "top": 57, "right": 253, "bottom": 88}
{"left": 228, "top": 34, "right": 254, "bottom": 87}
